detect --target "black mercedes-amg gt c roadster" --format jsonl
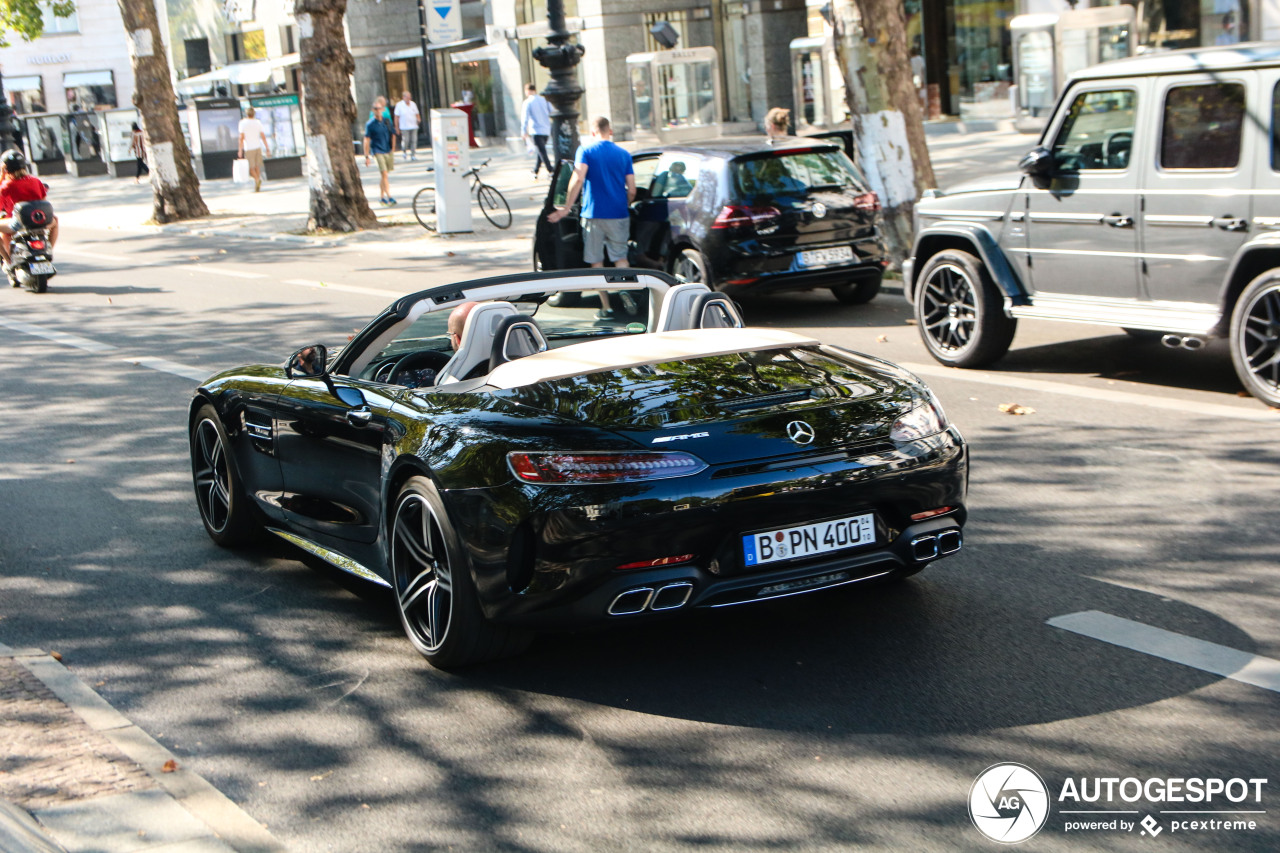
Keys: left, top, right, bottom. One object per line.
{"left": 189, "top": 269, "right": 967, "bottom": 667}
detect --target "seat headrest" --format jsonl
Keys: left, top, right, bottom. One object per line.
{"left": 688, "top": 291, "right": 744, "bottom": 329}
{"left": 489, "top": 314, "right": 549, "bottom": 372}
{"left": 655, "top": 281, "right": 712, "bottom": 332}
{"left": 435, "top": 301, "right": 519, "bottom": 385}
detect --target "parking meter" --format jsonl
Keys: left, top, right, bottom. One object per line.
{"left": 431, "top": 108, "right": 473, "bottom": 233}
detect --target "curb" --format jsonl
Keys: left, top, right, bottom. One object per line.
{"left": 0, "top": 641, "right": 288, "bottom": 853}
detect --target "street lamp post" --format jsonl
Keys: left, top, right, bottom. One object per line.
{"left": 416, "top": 1, "right": 438, "bottom": 148}
{"left": 531, "top": 0, "right": 584, "bottom": 170}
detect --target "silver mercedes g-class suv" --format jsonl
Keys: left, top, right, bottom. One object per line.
{"left": 905, "top": 43, "right": 1280, "bottom": 408}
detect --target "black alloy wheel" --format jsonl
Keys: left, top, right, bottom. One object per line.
{"left": 914, "top": 249, "right": 1015, "bottom": 368}
{"left": 190, "top": 405, "right": 258, "bottom": 547}
{"left": 390, "top": 476, "right": 530, "bottom": 667}
{"left": 672, "top": 248, "right": 710, "bottom": 287}
{"left": 1231, "top": 270, "right": 1280, "bottom": 408}
{"left": 412, "top": 186, "right": 437, "bottom": 232}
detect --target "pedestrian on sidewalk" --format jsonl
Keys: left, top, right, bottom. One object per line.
{"left": 131, "top": 122, "right": 148, "bottom": 184}
{"left": 521, "top": 83, "right": 552, "bottom": 178}
{"left": 765, "top": 107, "right": 792, "bottom": 143}
{"left": 364, "top": 96, "right": 397, "bottom": 206}
{"left": 395, "top": 91, "right": 421, "bottom": 162}
{"left": 237, "top": 107, "right": 270, "bottom": 192}
{"left": 547, "top": 116, "right": 635, "bottom": 318}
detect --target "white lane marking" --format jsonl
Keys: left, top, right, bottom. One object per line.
{"left": 124, "top": 356, "right": 208, "bottom": 382}
{"left": 902, "top": 362, "right": 1280, "bottom": 424}
{"left": 1, "top": 315, "right": 208, "bottom": 381}
{"left": 176, "top": 265, "right": 267, "bottom": 279}
{"left": 285, "top": 278, "right": 401, "bottom": 298}
{"left": 0, "top": 315, "right": 117, "bottom": 353}
{"left": 54, "top": 248, "right": 130, "bottom": 263}
{"left": 288, "top": 277, "right": 401, "bottom": 297}
{"left": 1048, "top": 610, "right": 1280, "bottom": 694}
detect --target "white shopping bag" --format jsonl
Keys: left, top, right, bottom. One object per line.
{"left": 232, "top": 158, "right": 251, "bottom": 184}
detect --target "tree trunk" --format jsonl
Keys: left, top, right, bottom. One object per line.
{"left": 117, "top": 0, "right": 208, "bottom": 223}
{"left": 831, "top": 0, "right": 935, "bottom": 263}
{"left": 295, "top": 0, "right": 376, "bottom": 232}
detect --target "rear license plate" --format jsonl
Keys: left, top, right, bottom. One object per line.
{"left": 742, "top": 512, "right": 875, "bottom": 567}
{"left": 798, "top": 246, "right": 854, "bottom": 268}
{"left": 29, "top": 261, "right": 54, "bottom": 275}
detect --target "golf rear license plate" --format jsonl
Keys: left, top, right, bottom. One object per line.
{"left": 798, "top": 246, "right": 853, "bottom": 268}
{"left": 29, "top": 261, "right": 54, "bottom": 275}
{"left": 742, "top": 512, "right": 875, "bottom": 567}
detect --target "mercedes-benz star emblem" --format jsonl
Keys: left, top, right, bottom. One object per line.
{"left": 786, "top": 420, "right": 816, "bottom": 445}
{"left": 811, "top": 202, "right": 827, "bottom": 219}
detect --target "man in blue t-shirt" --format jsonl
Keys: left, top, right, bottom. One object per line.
{"left": 549, "top": 117, "right": 635, "bottom": 315}
{"left": 362, "top": 96, "right": 397, "bottom": 206}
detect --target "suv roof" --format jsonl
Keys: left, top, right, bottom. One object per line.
{"left": 633, "top": 138, "right": 841, "bottom": 159}
{"left": 1072, "top": 41, "right": 1280, "bottom": 82}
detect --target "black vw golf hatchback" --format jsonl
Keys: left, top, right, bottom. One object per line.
{"left": 534, "top": 138, "right": 890, "bottom": 305}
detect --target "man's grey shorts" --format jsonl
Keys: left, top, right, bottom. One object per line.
{"left": 583, "top": 217, "right": 629, "bottom": 264}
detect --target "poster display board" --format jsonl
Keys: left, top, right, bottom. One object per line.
{"left": 247, "top": 94, "right": 304, "bottom": 158}
{"left": 22, "top": 114, "right": 67, "bottom": 175}
{"left": 100, "top": 107, "right": 141, "bottom": 178}
{"left": 191, "top": 98, "right": 242, "bottom": 179}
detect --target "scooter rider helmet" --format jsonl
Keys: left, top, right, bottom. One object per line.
{"left": 1, "top": 149, "right": 27, "bottom": 173}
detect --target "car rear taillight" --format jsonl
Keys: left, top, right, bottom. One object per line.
{"left": 508, "top": 451, "right": 706, "bottom": 484}
{"left": 28, "top": 240, "right": 45, "bottom": 249}
{"left": 617, "top": 553, "right": 695, "bottom": 571}
{"left": 853, "top": 192, "right": 881, "bottom": 213}
{"left": 712, "top": 204, "right": 781, "bottom": 234}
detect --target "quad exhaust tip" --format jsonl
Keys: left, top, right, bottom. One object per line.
{"left": 1161, "top": 334, "right": 1205, "bottom": 351}
{"left": 911, "top": 529, "right": 962, "bottom": 562}
{"left": 608, "top": 582, "right": 693, "bottom": 616}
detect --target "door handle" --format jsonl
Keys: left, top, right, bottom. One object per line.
{"left": 346, "top": 406, "right": 373, "bottom": 427}
{"left": 1102, "top": 214, "right": 1134, "bottom": 228}
{"left": 1212, "top": 217, "right": 1248, "bottom": 232}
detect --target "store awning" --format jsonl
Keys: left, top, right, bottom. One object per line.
{"left": 450, "top": 45, "right": 501, "bottom": 64}
{"left": 5, "top": 75, "right": 43, "bottom": 91}
{"left": 63, "top": 70, "right": 114, "bottom": 87}
{"left": 175, "top": 55, "right": 299, "bottom": 95}
{"left": 381, "top": 37, "right": 485, "bottom": 62}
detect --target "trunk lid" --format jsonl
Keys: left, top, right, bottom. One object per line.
{"left": 730, "top": 148, "right": 879, "bottom": 249}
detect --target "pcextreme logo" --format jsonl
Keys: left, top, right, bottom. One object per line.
{"left": 969, "top": 764, "right": 1269, "bottom": 844}
{"left": 969, "top": 763, "right": 1051, "bottom": 843}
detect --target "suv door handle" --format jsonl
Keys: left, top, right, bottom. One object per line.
{"left": 1102, "top": 214, "right": 1134, "bottom": 228}
{"left": 346, "top": 406, "right": 373, "bottom": 427}
{"left": 1212, "top": 217, "right": 1248, "bottom": 232}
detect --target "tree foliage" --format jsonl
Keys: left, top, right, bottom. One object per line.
{"left": 0, "top": 1, "right": 75, "bottom": 48}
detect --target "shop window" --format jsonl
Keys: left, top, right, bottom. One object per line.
{"left": 231, "top": 29, "right": 267, "bottom": 62}
{"left": 5, "top": 75, "right": 46, "bottom": 114}
{"left": 1051, "top": 89, "right": 1137, "bottom": 171}
{"left": 63, "top": 70, "right": 116, "bottom": 111}
{"left": 40, "top": 2, "right": 78, "bottom": 35}
{"left": 1160, "top": 82, "right": 1245, "bottom": 170}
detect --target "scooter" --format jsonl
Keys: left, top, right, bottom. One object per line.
{"left": 8, "top": 200, "right": 56, "bottom": 293}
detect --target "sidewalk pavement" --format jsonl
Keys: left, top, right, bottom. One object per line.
{"left": 43, "top": 127, "right": 1033, "bottom": 251}
{"left": 0, "top": 641, "right": 287, "bottom": 853}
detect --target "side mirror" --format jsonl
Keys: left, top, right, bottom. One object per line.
{"left": 286, "top": 344, "right": 328, "bottom": 379}
{"left": 1018, "top": 146, "right": 1055, "bottom": 180}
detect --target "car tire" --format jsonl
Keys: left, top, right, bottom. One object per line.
{"left": 831, "top": 276, "right": 882, "bottom": 305}
{"left": 1229, "top": 270, "right": 1280, "bottom": 408}
{"left": 190, "top": 405, "right": 259, "bottom": 548}
{"left": 671, "top": 247, "right": 712, "bottom": 288}
{"left": 390, "top": 476, "right": 531, "bottom": 667}
{"left": 914, "top": 249, "right": 1015, "bottom": 368}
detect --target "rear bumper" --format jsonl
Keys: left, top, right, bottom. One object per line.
{"left": 457, "top": 427, "right": 968, "bottom": 629}
{"left": 720, "top": 261, "right": 886, "bottom": 295}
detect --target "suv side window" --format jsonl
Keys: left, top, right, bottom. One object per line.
{"left": 1051, "top": 89, "right": 1137, "bottom": 171}
{"left": 1160, "top": 82, "right": 1246, "bottom": 170}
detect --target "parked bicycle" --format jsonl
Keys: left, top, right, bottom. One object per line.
{"left": 413, "top": 158, "right": 512, "bottom": 231}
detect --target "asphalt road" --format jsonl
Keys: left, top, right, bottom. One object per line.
{"left": 1, "top": 214, "right": 1277, "bottom": 853}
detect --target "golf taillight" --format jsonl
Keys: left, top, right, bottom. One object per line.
{"left": 508, "top": 451, "right": 706, "bottom": 484}
{"left": 712, "top": 204, "right": 781, "bottom": 233}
